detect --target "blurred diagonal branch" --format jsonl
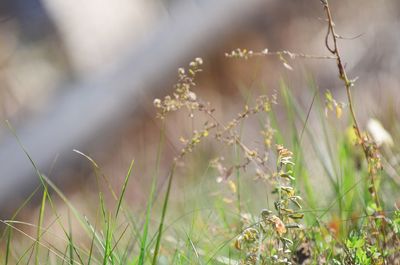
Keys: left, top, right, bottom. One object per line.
{"left": 0, "top": 0, "right": 271, "bottom": 215}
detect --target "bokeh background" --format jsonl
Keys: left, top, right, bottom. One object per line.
{"left": 0, "top": 0, "right": 399, "bottom": 236}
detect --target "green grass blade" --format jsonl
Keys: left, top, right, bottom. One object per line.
{"left": 4, "top": 225, "right": 13, "bottom": 265}
{"left": 86, "top": 215, "right": 97, "bottom": 265}
{"left": 186, "top": 231, "right": 202, "bottom": 265}
{"left": 138, "top": 122, "right": 165, "bottom": 265}
{"left": 34, "top": 189, "right": 47, "bottom": 265}
{"left": 68, "top": 210, "right": 75, "bottom": 265}
{"left": 115, "top": 160, "right": 134, "bottom": 219}
{"left": 279, "top": 83, "right": 317, "bottom": 209}
{"left": 151, "top": 165, "right": 176, "bottom": 265}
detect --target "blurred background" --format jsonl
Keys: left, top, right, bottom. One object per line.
{"left": 0, "top": 0, "right": 399, "bottom": 230}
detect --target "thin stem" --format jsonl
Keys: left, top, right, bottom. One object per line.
{"left": 321, "top": 0, "right": 381, "bottom": 209}
{"left": 321, "top": 0, "right": 386, "bottom": 251}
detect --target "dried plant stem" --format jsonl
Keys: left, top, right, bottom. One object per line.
{"left": 321, "top": 0, "right": 381, "bottom": 210}
{"left": 253, "top": 51, "right": 336, "bottom": 60}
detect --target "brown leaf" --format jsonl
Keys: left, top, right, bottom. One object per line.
{"left": 270, "top": 215, "right": 287, "bottom": 236}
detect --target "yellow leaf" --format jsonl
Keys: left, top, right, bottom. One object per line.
{"left": 234, "top": 238, "right": 242, "bottom": 250}
{"left": 335, "top": 105, "right": 342, "bottom": 119}
{"left": 228, "top": 180, "right": 237, "bottom": 193}
{"left": 223, "top": 198, "right": 233, "bottom": 204}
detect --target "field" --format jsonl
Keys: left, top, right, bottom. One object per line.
{"left": 1, "top": 1, "right": 400, "bottom": 264}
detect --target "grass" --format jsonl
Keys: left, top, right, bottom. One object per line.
{"left": 1, "top": 1, "right": 400, "bottom": 264}
{"left": 2, "top": 61, "right": 399, "bottom": 264}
